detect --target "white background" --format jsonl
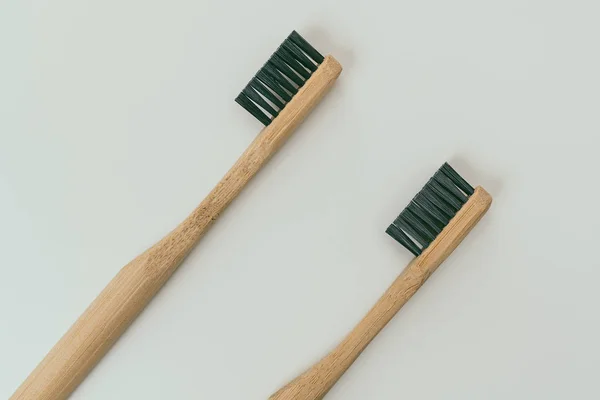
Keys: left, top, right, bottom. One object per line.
{"left": 1, "top": 0, "right": 599, "bottom": 399}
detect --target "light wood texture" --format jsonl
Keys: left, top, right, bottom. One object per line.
{"left": 11, "top": 56, "right": 342, "bottom": 400}
{"left": 270, "top": 186, "right": 492, "bottom": 400}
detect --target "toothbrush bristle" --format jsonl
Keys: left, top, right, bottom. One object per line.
{"left": 386, "top": 163, "right": 475, "bottom": 256}
{"left": 235, "top": 31, "right": 325, "bottom": 126}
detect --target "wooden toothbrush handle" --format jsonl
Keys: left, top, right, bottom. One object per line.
{"left": 11, "top": 56, "right": 342, "bottom": 400}
{"left": 270, "top": 187, "right": 492, "bottom": 400}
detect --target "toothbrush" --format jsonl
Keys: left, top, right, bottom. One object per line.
{"left": 11, "top": 31, "right": 342, "bottom": 400}
{"left": 270, "top": 163, "right": 492, "bottom": 400}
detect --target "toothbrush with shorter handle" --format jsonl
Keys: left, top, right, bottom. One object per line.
{"left": 11, "top": 31, "right": 342, "bottom": 400}
{"left": 270, "top": 162, "right": 492, "bottom": 400}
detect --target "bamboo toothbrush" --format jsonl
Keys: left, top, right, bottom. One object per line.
{"left": 11, "top": 30, "right": 342, "bottom": 400}
{"left": 270, "top": 163, "right": 492, "bottom": 400}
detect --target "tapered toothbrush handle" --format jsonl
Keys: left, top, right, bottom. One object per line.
{"left": 270, "top": 187, "right": 492, "bottom": 400}
{"left": 11, "top": 56, "right": 342, "bottom": 400}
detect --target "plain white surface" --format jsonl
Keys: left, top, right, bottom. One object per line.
{"left": 1, "top": 0, "right": 599, "bottom": 398}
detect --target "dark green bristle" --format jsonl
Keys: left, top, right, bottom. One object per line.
{"left": 235, "top": 30, "right": 324, "bottom": 126}
{"left": 386, "top": 163, "right": 475, "bottom": 256}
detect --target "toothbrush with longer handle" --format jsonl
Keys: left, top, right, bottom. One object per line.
{"left": 270, "top": 163, "right": 492, "bottom": 400}
{"left": 11, "top": 31, "right": 342, "bottom": 400}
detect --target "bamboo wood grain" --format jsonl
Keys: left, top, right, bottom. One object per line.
{"left": 270, "top": 186, "right": 492, "bottom": 400}
{"left": 11, "top": 56, "right": 342, "bottom": 400}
